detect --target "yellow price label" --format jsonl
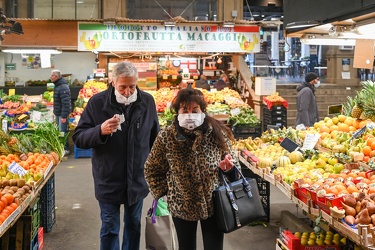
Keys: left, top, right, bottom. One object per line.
{"left": 172, "top": 75, "right": 177, "bottom": 80}
{"left": 162, "top": 75, "right": 168, "bottom": 80}
{"left": 8, "top": 89, "right": 15, "bottom": 96}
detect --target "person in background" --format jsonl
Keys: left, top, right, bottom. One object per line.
{"left": 50, "top": 69, "right": 71, "bottom": 156}
{"left": 296, "top": 72, "right": 320, "bottom": 127}
{"left": 73, "top": 61, "right": 160, "bottom": 250}
{"left": 213, "top": 73, "right": 228, "bottom": 91}
{"left": 144, "top": 87, "right": 239, "bottom": 250}
{"left": 195, "top": 74, "right": 210, "bottom": 90}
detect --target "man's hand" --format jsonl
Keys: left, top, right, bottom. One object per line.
{"left": 101, "top": 115, "right": 120, "bottom": 135}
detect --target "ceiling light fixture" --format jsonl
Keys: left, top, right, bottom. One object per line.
{"left": 300, "top": 35, "right": 356, "bottom": 46}
{"left": 285, "top": 20, "right": 320, "bottom": 30}
{"left": 223, "top": 22, "right": 235, "bottom": 28}
{"left": 164, "top": 21, "right": 176, "bottom": 27}
{"left": 103, "top": 20, "right": 116, "bottom": 26}
{"left": 2, "top": 49, "right": 62, "bottom": 54}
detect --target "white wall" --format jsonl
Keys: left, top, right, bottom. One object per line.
{"left": 1, "top": 52, "right": 97, "bottom": 86}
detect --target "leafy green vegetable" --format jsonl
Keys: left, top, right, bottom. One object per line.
{"left": 228, "top": 107, "right": 259, "bottom": 125}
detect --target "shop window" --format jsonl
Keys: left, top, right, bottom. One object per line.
{"left": 5, "top": 0, "right": 99, "bottom": 19}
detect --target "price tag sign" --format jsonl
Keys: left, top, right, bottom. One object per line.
{"left": 8, "top": 161, "right": 27, "bottom": 177}
{"left": 8, "top": 89, "right": 15, "bottom": 96}
{"left": 172, "top": 75, "right": 177, "bottom": 80}
{"left": 301, "top": 133, "right": 320, "bottom": 150}
{"left": 33, "top": 111, "right": 42, "bottom": 121}
{"left": 230, "top": 108, "right": 241, "bottom": 116}
{"left": 162, "top": 75, "right": 168, "bottom": 80}
{"left": 351, "top": 125, "right": 367, "bottom": 140}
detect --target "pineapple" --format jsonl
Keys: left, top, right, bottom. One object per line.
{"left": 361, "top": 81, "right": 375, "bottom": 120}
{"left": 351, "top": 99, "right": 363, "bottom": 118}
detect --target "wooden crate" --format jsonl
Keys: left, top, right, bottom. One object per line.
{"left": 0, "top": 215, "right": 37, "bottom": 250}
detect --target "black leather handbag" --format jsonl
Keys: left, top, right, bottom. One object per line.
{"left": 213, "top": 167, "right": 266, "bottom": 233}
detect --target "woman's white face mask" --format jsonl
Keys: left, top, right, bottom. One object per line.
{"left": 178, "top": 113, "right": 206, "bottom": 130}
{"left": 115, "top": 88, "right": 137, "bottom": 105}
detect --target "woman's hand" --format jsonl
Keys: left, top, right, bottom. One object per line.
{"left": 219, "top": 154, "right": 234, "bottom": 171}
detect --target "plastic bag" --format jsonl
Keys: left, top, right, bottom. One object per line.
{"left": 155, "top": 198, "right": 170, "bottom": 216}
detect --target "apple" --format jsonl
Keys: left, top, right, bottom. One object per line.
{"left": 333, "top": 163, "right": 345, "bottom": 174}
{"left": 328, "top": 157, "right": 338, "bottom": 165}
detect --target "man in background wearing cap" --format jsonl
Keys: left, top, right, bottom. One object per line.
{"left": 296, "top": 72, "right": 320, "bottom": 127}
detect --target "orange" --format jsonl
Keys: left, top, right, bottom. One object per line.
{"left": 319, "top": 125, "right": 330, "bottom": 134}
{"left": 358, "top": 172, "right": 367, "bottom": 178}
{"left": 9, "top": 203, "right": 18, "bottom": 210}
{"left": 344, "top": 118, "right": 354, "bottom": 126}
{"left": 349, "top": 126, "right": 356, "bottom": 132}
{"left": 0, "top": 214, "right": 6, "bottom": 223}
{"left": 359, "top": 120, "right": 368, "bottom": 129}
{"left": 347, "top": 185, "right": 359, "bottom": 194}
{"left": 363, "top": 156, "right": 371, "bottom": 163}
{"left": 353, "top": 119, "right": 362, "bottom": 129}
{"left": 338, "top": 123, "right": 349, "bottom": 132}
{"left": 3, "top": 194, "right": 14, "bottom": 205}
{"left": 363, "top": 146, "right": 372, "bottom": 156}
{"left": 339, "top": 189, "right": 350, "bottom": 195}
{"left": 320, "top": 132, "right": 330, "bottom": 139}
{"left": 370, "top": 150, "right": 375, "bottom": 158}
{"left": 0, "top": 197, "right": 8, "bottom": 207}
{"left": 330, "top": 125, "right": 339, "bottom": 132}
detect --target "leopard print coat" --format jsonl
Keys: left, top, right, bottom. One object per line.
{"left": 144, "top": 121, "right": 236, "bottom": 221}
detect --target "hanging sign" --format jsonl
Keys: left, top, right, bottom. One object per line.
{"left": 77, "top": 23, "right": 260, "bottom": 53}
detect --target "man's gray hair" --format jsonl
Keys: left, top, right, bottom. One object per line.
{"left": 51, "top": 69, "right": 62, "bottom": 78}
{"left": 112, "top": 61, "right": 138, "bottom": 81}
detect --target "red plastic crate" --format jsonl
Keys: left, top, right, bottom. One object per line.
{"left": 315, "top": 196, "right": 344, "bottom": 215}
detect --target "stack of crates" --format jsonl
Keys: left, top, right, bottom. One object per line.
{"left": 40, "top": 173, "right": 56, "bottom": 233}
{"left": 240, "top": 163, "right": 270, "bottom": 222}
{"left": 0, "top": 198, "right": 41, "bottom": 250}
{"left": 262, "top": 105, "right": 287, "bottom": 131}
{"left": 25, "top": 197, "right": 41, "bottom": 250}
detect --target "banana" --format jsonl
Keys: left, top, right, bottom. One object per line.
{"left": 245, "top": 142, "right": 254, "bottom": 151}
{"left": 329, "top": 206, "right": 345, "bottom": 219}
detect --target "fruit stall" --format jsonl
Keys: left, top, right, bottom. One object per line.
{"left": 0, "top": 114, "right": 65, "bottom": 249}
{"left": 234, "top": 81, "right": 375, "bottom": 249}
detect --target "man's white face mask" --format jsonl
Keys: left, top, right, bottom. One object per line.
{"left": 114, "top": 88, "right": 138, "bottom": 105}
{"left": 315, "top": 81, "right": 321, "bottom": 88}
{"left": 178, "top": 113, "right": 206, "bottom": 130}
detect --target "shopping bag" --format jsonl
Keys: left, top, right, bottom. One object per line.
{"left": 145, "top": 198, "right": 177, "bottom": 250}
{"left": 213, "top": 167, "right": 266, "bottom": 233}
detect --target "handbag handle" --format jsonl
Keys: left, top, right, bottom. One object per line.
{"left": 219, "top": 167, "right": 253, "bottom": 228}
{"left": 151, "top": 199, "right": 159, "bottom": 224}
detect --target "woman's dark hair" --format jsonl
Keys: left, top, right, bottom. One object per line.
{"left": 171, "top": 88, "right": 235, "bottom": 152}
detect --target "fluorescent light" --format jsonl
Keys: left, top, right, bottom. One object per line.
{"left": 164, "top": 21, "right": 176, "bottom": 27}
{"left": 300, "top": 36, "right": 356, "bottom": 46}
{"left": 285, "top": 20, "right": 320, "bottom": 30}
{"left": 223, "top": 22, "right": 235, "bottom": 28}
{"left": 2, "top": 49, "right": 62, "bottom": 54}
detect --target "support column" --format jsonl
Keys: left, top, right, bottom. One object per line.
{"left": 217, "top": 0, "right": 243, "bottom": 21}
{"left": 102, "top": 0, "right": 125, "bottom": 18}
{"left": 271, "top": 31, "right": 279, "bottom": 63}
{"left": 326, "top": 46, "right": 359, "bottom": 85}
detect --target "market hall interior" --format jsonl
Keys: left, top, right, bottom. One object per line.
{"left": 43, "top": 156, "right": 304, "bottom": 250}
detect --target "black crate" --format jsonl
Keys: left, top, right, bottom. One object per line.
{"left": 231, "top": 123, "right": 262, "bottom": 139}
{"left": 40, "top": 204, "right": 56, "bottom": 233}
{"left": 263, "top": 105, "right": 287, "bottom": 112}
{"left": 41, "top": 173, "right": 55, "bottom": 198}
{"left": 40, "top": 174, "right": 56, "bottom": 233}
{"left": 240, "top": 166, "right": 270, "bottom": 222}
